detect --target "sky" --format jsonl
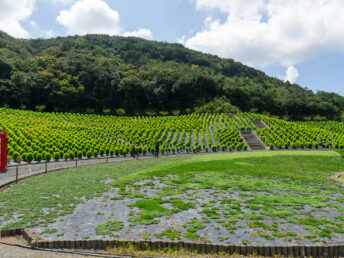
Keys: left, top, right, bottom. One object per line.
{"left": 0, "top": 0, "right": 343, "bottom": 96}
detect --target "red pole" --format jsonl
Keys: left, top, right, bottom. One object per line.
{"left": 0, "top": 130, "right": 7, "bottom": 173}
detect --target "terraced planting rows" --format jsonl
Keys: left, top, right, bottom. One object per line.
{"left": 1, "top": 108, "right": 248, "bottom": 164}
{"left": 1, "top": 108, "right": 344, "bottom": 166}
{"left": 241, "top": 113, "right": 344, "bottom": 150}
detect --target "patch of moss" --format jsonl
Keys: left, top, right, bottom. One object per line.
{"left": 96, "top": 220, "right": 123, "bottom": 235}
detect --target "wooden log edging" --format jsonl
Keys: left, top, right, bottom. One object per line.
{"left": 1, "top": 228, "right": 344, "bottom": 257}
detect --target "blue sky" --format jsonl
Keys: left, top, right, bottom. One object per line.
{"left": 1, "top": 0, "right": 343, "bottom": 96}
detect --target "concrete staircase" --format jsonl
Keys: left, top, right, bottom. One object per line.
{"left": 252, "top": 119, "right": 268, "bottom": 128}
{"left": 241, "top": 131, "right": 266, "bottom": 150}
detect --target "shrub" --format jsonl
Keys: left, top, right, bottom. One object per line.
{"left": 211, "top": 145, "right": 216, "bottom": 152}
{"left": 205, "top": 146, "right": 209, "bottom": 152}
{"left": 243, "top": 145, "right": 248, "bottom": 151}
{"left": 22, "top": 153, "right": 27, "bottom": 162}
{"left": 123, "top": 149, "right": 127, "bottom": 157}
{"left": 142, "top": 146, "right": 147, "bottom": 156}
{"left": 69, "top": 151, "right": 75, "bottom": 160}
{"left": 7, "top": 155, "right": 12, "bottom": 163}
{"left": 93, "top": 150, "right": 98, "bottom": 158}
{"left": 36, "top": 153, "right": 42, "bottom": 163}
{"left": 53, "top": 152, "right": 60, "bottom": 161}
{"left": 236, "top": 144, "right": 242, "bottom": 151}
{"left": 115, "top": 148, "right": 120, "bottom": 156}
{"left": 137, "top": 146, "right": 142, "bottom": 154}
{"left": 100, "top": 149, "right": 105, "bottom": 156}
{"left": 77, "top": 151, "right": 82, "bottom": 159}
{"left": 12, "top": 152, "right": 19, "bottom": 161}
{"left": 64, "top": 153, "right": 69, "bottom": 160}
{"left": 45, "top": 153, "right": 52, "bottom": 162}
{"left": 110, "top": 149, "right": 114, "bottom": 157}
{"left": 86, "top": 151, "right": 92, "bottom": 159}
{"left": 26, "top": 152, "right": 33, "bottom": 163}
{"left": 16, "top": 155, "right": 22, "bottom": 163}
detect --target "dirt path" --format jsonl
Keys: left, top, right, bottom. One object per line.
{"left": 0, "top": 237, "right": 88, "bottom": 257}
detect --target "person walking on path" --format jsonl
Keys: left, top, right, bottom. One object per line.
{"left": 155, "top": 141, "right": 159, "bottom": 158}
{"left": 131, "top": 141, "right": 136, "bottom": 158}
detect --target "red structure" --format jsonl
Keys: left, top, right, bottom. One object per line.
{"left": 0, "top": 130, "right": 7, "bottom": 172}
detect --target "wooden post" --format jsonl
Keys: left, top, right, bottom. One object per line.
{"left": 76, "top": 159, "right": 78, "bottom": 168}
{"left": 45, "top": 162, "right": 47, "bottom": 174}
{"left": 16, "top": 166, "right": 18, "bottom": 184}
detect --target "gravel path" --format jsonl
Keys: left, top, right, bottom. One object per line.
{"left": 1, "top": 151, "right": 244, "bottom": 190}
{"left": 0, "top": 156, "right": 156, "bottom": 189}
{"left": 0, "top": 237, "right": 87, "bottom": 258}
{"left": 0, "top": 245, "right": 89, "bottom": 258}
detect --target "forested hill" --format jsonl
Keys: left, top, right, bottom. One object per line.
{"left": 0, "top": 31, "right": 343, "bottom": 120}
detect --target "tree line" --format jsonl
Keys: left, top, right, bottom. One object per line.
{"left": 0, "top": 31, "right": 343, "bottom": 120}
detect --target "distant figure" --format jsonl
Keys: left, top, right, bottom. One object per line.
{"left": 155, "top": 141, "right": 159, "bottom": 158}
{"left": 319, "top": 140, "right": 324, "bottom": 148}
{"left": 131, "top": 141, "right": 136, "bottom": 158}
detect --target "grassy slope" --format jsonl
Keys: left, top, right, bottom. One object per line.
{"left": 0, "top": 150, "right": 343, "bottom": 230}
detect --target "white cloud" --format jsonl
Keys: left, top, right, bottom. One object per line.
{"left": 57, "top": 0, "right": 153, "bottom": 39}
{"left": 50, "top": 0, "right": 77, "bottom": 5}
{"left": 56, "top": 0, "right": 120, "bottom": 35}
{"left": 284, "top": 66, "right": 299, "bottom": 83}
{"left": 186, "top": 0, "right": 344, "bottom": 69}
{"left": 123, "top": 29, "right": 152, "bottom": 39}
{"left": 0, "top": 0, "right": 36, "bottom": 38}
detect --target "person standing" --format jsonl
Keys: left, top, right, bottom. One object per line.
{"left": 155, "top": 141, "right": 159, "bottom": 158}
{"left": 131, "top": 141, "right": 136, "bottom": 158}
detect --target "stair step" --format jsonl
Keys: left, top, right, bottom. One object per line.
{"left": 252, "top": 120, "right": 268, "bottom": 129}
{"left": 241, "top": 131, "right": 266, "bottom": 150}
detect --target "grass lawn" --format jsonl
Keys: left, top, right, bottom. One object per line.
{"left": 0, "top": 150, "right": 343, "bottom": 245}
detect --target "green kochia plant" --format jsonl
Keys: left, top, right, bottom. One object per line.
{"left": 45, "top": 153, "right": 51, "bottom": 162}
{"left": 27, "top": 153, "right": 34, "bottom": 163}
{"left": 53, "top": 152, "right": 60, "bottom": 161}
{"left": 69, "top": 151, "right": 75, "bottom": 160}
{"left": 36, "top": 153, "right": 42, "bottom": 162}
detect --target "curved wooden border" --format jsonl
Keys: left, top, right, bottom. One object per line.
{"left": 1, "top": 228, "right": 343, "bottom": 257}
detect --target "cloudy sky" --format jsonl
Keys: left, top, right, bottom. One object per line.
{"left": 1, "top": 0, "right": 343, "bottom": 96}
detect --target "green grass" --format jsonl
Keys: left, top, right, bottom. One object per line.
{"left": 155, "top": 228, "right": 181, "bottom": 240}
{"left": 0, "top": 150, "right": 343, "bottom": 244}
{"left": 96, "top": 220, "right": 123, "bottom": 235}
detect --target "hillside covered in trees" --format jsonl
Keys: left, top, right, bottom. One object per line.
{"left": 0, "top": 31, "right": 343, "bottom": 120}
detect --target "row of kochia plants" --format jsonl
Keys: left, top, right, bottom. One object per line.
{"left": 241, "top": 113, "right": 344, "bottom": 150}
{"left": 2, "top": 108, "right": 343, "bottom": 164}
{"left": 1, "top": 108, "right": 247, "bottom": 164}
